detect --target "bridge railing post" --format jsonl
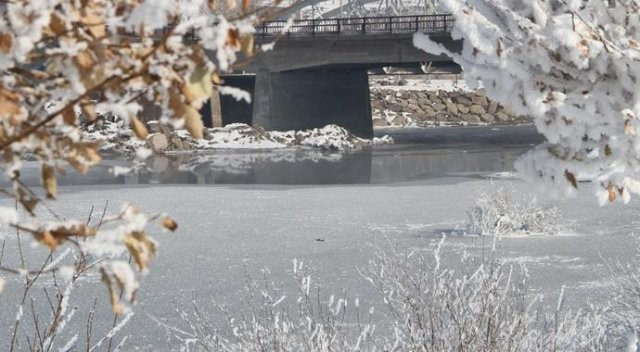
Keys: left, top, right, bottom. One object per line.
{"left": 361, "top": 17, "right": 366, "bottom": 34}
{"left": 388, "top": 16, "right": 392, "bottom": 34}
{"left": 415, "top": 16, "right": 419, "bottom": 32}
{"left": 443, "top": 14, "right": 447, "bottom": 32}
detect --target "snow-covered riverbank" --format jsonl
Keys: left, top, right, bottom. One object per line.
{"left": 86, "top": 122, "right": 393, "bottom": 156}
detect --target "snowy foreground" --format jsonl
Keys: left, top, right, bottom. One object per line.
{"left": 0, "top": 171, "right": 636, "bottom": 350}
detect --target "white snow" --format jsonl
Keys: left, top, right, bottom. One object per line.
{"left": 370, "top": 77, "right": 472, "bottom": 92}
{"left": 189, "top": 124, "right": 393, "bottom": 151}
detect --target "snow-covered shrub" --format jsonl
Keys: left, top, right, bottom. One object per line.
{"left": 467, "top": 186, "right": 565, "bottom": 236}
{"left": 167, "top": 241, "right": 617, "bottom": 351}
{"left": 414, "top": 0, "right": 640, "bottom": 204}
{"left": 162, "top": 260, "right": 375, "bottom": 351}
{"left": 603, "top": 234, "right": 640, "bottom": 351}
{"left": 365, "top": 239, "right": 610, "bottom": 351}
{"left": 0, "top": 203, "right": 177, "bottom": 351}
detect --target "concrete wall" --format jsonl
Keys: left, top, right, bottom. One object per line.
{"left": 248, "top": 34, "right": 460, "bottom": 72}
{"left": 219, "top": 75, "right": 256, "bottom": 126}
{"left": 252, "top": 69, "right": 373, "bottom": 138}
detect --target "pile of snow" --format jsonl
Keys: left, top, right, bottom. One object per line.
{"left": 187, "top": 124, "right": 289, "bottom": 150}
{"left": 83, "top": 119, "right": 145, "bottom": 156}
{"left": 370, "top": 76, "right": 472, "bottom": 92}
{"left": 85, "top": 121, "right": 393, "bottom": 155}
{"left": 189, "top": 123, "right": 392, "bottom": 152}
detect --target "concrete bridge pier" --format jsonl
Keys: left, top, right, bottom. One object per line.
{"left": 252, "top": 69, "right": 373, "bottom": 138}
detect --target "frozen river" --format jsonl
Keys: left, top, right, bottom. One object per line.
{"left": 1, "top": 125, "right": 637, "bottom": 350}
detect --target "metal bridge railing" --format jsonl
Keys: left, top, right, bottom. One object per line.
{"left": 256, "top": 14, "right": 454, "bottom": 37}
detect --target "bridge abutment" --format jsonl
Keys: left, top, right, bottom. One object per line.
{"left": 252, "top": 70, "right": 373, "bottom": 138}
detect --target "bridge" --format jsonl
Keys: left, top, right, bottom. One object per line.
{"left": 211, "top": 14, "right": 459, "bottom": 138}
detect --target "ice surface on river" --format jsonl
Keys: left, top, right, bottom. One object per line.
{"left": 0, "top": 174, "right": 636, "bottom": 350}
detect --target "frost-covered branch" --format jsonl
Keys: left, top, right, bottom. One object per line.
{"left": 414, "top": 0, "right": 640, "bottom": 203}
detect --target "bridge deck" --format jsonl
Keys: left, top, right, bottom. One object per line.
{"left": 256, "top": 14, "right": 454, "bottom": 37}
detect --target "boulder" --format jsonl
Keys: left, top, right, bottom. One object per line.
{"left": 435, "top": 112, "right": 450, "bottom": 121}
{"left": 147, "top": 120, "right": 162, "bottom": 133}
{"left": 446, "top": 101, "right": 459, "bottom": 115}
{"left": 422, "top": 105, "right": 436, "bottom": 115}
{"left": 372, "top": 117, "right": 388, "bottom": 127}
{"left": 470, "top": 104, "right": 486, "bottom": 115}
{"left": 472, "top": 94, "right": 488, "bottom": 106}
{"left": 453, "top": 96, "right": 472, "bottom": 106}
{"left": 502, "top": 104, "right": 514, "bottom": 115}
{"left": 496, "top": 112, "right": 510, "bottom": 122}
{"left": 411, "top": 113, "right": 430, "bottom": 122}
{"left": 481, "top": 113, "right": 495, "bottom": 123}
{"left": 433, "top": 103, "right": 447, "bottom": 112}
{"left": 430, "top": 96, "right": 443, "bottom": 105}
{"left": 457, "top": 104, "right": 470, "bottom": 114}
{"left": 408, "top": 103, "right": 421, "bottom": 112}
{"left": 392, "top": 115, "right": 409, "bottom": 126}
{"left": 463, "top": 114, "right": 482, "bottom": 124}
{"left": 146, "top": 133, "right": 168, "bottom": 152}
{"left": 170, "top": 136, "right": 184, "bottom": 150}
{"left": 488, "top": 101, "right": 499, "bottom": 114}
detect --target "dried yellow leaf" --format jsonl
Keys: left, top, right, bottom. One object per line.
{"left": 226, "top": 28, "right": 240, "bottom": 48}
{"left": 184, "top": 105, "right": 204, "bottom": 139}
{"left": 41, "top": 231, "right": 58, "bottom": 251}
{"left": 85, "top": 15, "right": 106, "bottom": 39}
{"left": 0, "top": 33, "right": 12, "bottom": 53}
{"left": 41, "top": 164, "right": 57, "bottom": 199}
{"left": 62, "top": 106, "right": 76, "bottom": 125}
{"left": 185, "top": 65, "right": 213, "bottom": 106}
{"left": 608, "top": 184, "right": 616, "bottom": 202}
{"left": 74, "top": 51, "right": 95, "bottom": 70}
{"left": 0, "top": 97, "right": 20, "bottom": 118}
{"left": 49, "top": 13, "right": 67, "bottom": 35}
{"left": 81, "top": 144, "right": 102, "bottom": 165}
{"left": 101, "top": 267, "right": 126, "bottom": 315}
{"left": 240, "top": 34, "right": 254, "bottom": 56}
{"left": 162, "top": 216, "right": 178, "bottom": 231}
{"left": 169, "top": 87, "right": 186, "bottom": 118}
{"left": 81, "top": 103, "right": 97, "bottom": 122}
{"left": 212, "top": 72, "right": 222, "bottom": 85}
{"left": 0, "top": 89, "right": 21, "bottom": 118}
{"left": 124, "top": 231, "right": 156, "bottom": 271}
{"left": 131, "top": 116, "right": 148, "bottom": 140}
